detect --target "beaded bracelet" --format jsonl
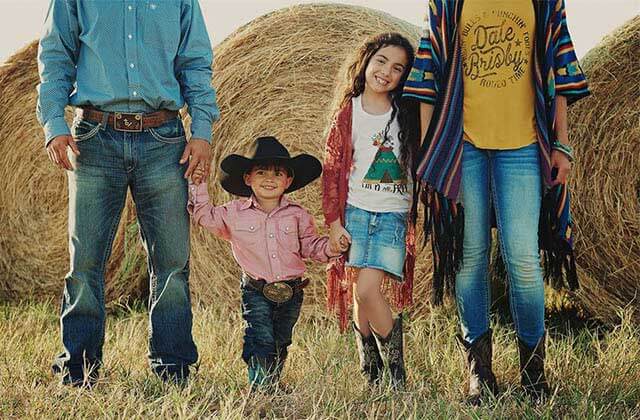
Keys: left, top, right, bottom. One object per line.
{"left": 552, "top": 140, "right": 574, "bottom": 162}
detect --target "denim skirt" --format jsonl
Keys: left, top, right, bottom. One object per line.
{"left": 344, "top": 204, "right": 408, "bottom": 279}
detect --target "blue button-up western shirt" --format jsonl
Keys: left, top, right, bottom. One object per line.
{"left": 36, "top": 0, "right": 219, "bottom": 145}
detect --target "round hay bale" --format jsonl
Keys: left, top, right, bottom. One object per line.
{"left": 568, "top": 16, "right": 640, "bottom": 325}
{"left": 189, "top": 4, "right": 433, "bottom": 310}
{"left": 0, "top": 42, "right": 148, "bottom": 305}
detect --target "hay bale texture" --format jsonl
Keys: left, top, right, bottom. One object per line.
{"left": 568, "top": 16, "right": 640, "bottom": 325}
{"left": 0, "top": 5, "right": 432, "bottom": 311}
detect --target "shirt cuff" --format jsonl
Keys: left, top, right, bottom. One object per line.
{"left": 190, "top": 119, "right": 212, "bottom": 143}
{"left": 43, "top": 117, "right": 71, "bottom": 146}
{"left": 187, "top": 181, "right": 210, "bottom": 213}
{"left": 323, "top": 244, "right": 342, "bottom": 260}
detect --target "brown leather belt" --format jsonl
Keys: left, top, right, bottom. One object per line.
{"left": 76, "top": 107, "right": 179, "bottom": 133}
{"left": 242, "top": 273, "right": 309, "bottom": 304}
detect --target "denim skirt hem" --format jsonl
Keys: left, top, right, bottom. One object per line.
{"left": 344, "top": 204, "right": 407, "bottom": 281}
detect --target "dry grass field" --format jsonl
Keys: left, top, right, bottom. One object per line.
{"left": 1, "top": 301, "right": 639, "bottom": 419}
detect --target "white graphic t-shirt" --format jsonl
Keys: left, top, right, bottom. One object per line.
{"left": 347, "top": 95, "right": 412, "bottom": 213}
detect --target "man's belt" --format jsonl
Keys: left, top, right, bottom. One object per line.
{"left": 242, "top": 273, "right": 309, "bottom": 304}
{"left": 76, "top": 107, "right": 179, "bottom": 133}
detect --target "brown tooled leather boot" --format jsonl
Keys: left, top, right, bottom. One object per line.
{"left": 353, "top": 322, "right": 384, "bottom": 385}
{"left": 372, "top": 317, "right": 406, "bottom": 391}
{"left": 456, "top": 329, "right": 499, "bottom": 406}
{"left": 518, "top": 333, "right": 550, "bottom": 402}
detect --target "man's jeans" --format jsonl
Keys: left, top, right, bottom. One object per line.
{"left": 52, "top": 116, "right": 198, "bottom": 382}
{"left": 241, "top": 278, "right": 303, "bottom": 385}
{"left": 456, "top": 142, "right": 545, "bottom": 348}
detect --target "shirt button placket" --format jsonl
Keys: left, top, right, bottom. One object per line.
{"left": 267, "top": 218, "right": 279, "bottom": 279}
{"left": 125, "top": 3, "right": 141, "bottom": 104}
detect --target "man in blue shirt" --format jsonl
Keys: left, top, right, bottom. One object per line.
{"left": 36, "top": 0, "right": 219, "bottom": 386}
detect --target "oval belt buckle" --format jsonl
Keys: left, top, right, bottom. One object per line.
{"left": 263, "top": 282, "right": 294, "bottom": 304}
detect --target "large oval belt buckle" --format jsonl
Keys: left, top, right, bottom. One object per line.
{"left": 263, "top": 282, "right": 294, "bottom": 304}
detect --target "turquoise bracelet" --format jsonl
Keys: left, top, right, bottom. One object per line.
{"left": 552, "top": 141, "right": 574, "bottom": 162}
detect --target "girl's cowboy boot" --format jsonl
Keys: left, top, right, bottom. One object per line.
{"left": 456, "top": 329, "right": 499, "bottom": 406}
{"left": 353, "top": 322, "right": 384, "bottom": 385}
{"left": 372, "top": 316, "right": 406, "bottom": 390}
{"left": 518, "top": 333, "right": 550, "bottom": 402}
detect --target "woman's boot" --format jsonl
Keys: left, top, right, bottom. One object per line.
{"left": 456, "top": 329, "right": 499, "bottom": 405}
{"left": 353, "top": 322, "right": 384, "bottom": 385}
{"left": 518, "top": 333, "right": 550, "bottom": 401}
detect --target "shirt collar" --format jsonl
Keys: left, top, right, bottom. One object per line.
{"left": 239, "top": 195, "right": 294, "bottom": 213}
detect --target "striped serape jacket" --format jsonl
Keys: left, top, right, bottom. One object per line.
{"left": 403, "top": 0, "right": 590, "bottom": 303}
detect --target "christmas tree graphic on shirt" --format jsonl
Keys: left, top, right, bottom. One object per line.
{"left": 362, "top": 133, "right": 408, "bottom": 194}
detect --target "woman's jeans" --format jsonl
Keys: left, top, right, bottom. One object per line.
{"left": 52, "top": 116, "right": 198, "bottom": 382}
{"left": 456, "top": 142, "right": 545, "bottom": 348}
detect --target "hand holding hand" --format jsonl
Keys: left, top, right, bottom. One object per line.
{"left": 329, "top": 221, "right": 351, "bottom": 254}
{"left": 180, "top": 138, "right": 211, "bottom": 181}
{"left": 191, "top": 165, "right": 206, "bottom": 185}
{"left": 46, "top": 135, "right": 79, "bottom": 170}
{"left": 337, "top": 234, "right": 350, "bottom": 253}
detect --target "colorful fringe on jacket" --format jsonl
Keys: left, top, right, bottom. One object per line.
{"left": 402, "top": 0, "right": 589, "bottom": 303}
{"left": 322, "top": 101, "right": 416, "bottom": 332}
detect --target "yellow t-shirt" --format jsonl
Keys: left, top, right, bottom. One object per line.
{"left": 460, "top": 0, "right": 537, "bottom": 149}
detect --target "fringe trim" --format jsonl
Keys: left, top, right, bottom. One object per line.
{"left": 539, "top": 186, "right": 579, "bottom": 290}
{"left": 423, "top": 187, "right": 465, "bottom": 305}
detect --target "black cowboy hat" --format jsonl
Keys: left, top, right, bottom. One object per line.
{"left": 220, "top": 136, "right": 322, "bottom": 197}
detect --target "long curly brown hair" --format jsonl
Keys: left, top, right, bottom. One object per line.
{"left": 335, "top": 32, "right": 420, "bottom": 174}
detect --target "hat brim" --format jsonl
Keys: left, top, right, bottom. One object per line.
{"left": 220, "top": 154, "right": 322, "bottom": 197}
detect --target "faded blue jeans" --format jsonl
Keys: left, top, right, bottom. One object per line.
{"left": 52, "top": 115, "right": 198, "bottom": 383}
{"left": 456, "top": 142, "right": 545, "bottom": 348}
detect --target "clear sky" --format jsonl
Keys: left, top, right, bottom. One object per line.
{"left": 1, "top": 0, "right": 638, "bottom": 62}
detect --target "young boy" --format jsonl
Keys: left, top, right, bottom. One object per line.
{"left": 188, "top": 136, "right": 346, "bottom": 390}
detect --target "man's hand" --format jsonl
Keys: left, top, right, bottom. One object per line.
{"left": 47, "top": 135, "right": 79, "bottom": 170}
{"left": 551, "top": 149, "right": 572, "bottom": 186}
{"left": 180, "top": 138, "right": 211, "bottom": 180}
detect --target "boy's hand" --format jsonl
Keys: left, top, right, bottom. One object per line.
{"left": 191, "top": 165, "right": 206, "bottom": 185}
{"left": 329, "top": 221, "right": 351, "bottom": 254}
{"left": 337, "top": 235, "right": 350, "bottom": 252}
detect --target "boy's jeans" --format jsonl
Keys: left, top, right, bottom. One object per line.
{"left": 52, "top": 116, "right": 198, "bottom": 382}
{"left": 456, "top": 142, "right": 545, "bottom": 348}
{"left": 241, "top": 277, "right": 304, "bottom": 386}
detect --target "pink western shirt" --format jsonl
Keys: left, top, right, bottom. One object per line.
{"left": 188, "top": 182, "right": 336, "bottom": 283}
